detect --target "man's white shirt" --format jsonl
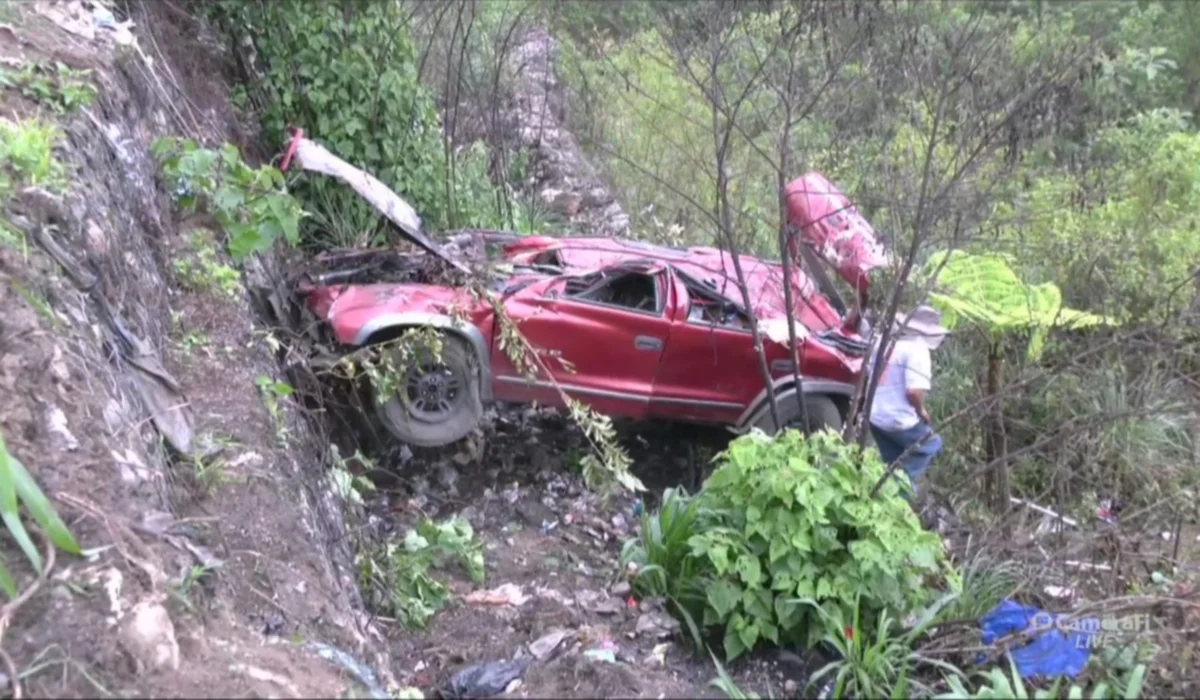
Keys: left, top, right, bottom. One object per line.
{"left": 869, "top": 338, "right": 933, "bottom": 431}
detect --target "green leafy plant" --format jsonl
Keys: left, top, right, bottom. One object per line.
{"left": 345, "top": 328, "right": 446, "bottom": 408}
{"left": 625, "top": 429, "right": 951, "bottom": 661}
{"left": 942, "top": 551, "right": 1022, "bottom": 623}
{"left": 206, "top": 1, "right": 514, "bottom": 240}
{"left": 167, "top": 563, "right": 217, "bottom": 614}
{"left": 255, "top": 376, "right": 294, "bottom": 445}
{"left": 804, "top": 592, "right": 965, "bottom": 699}
{"left": 486, "top": 292, "right": 644, "bottom": 495}
{"left": 0, "top": 431, "right": 81, "bottom": 598}
{"left": 936, "top": 658, "right": 1146, "bottom": 700}
{"left": 621, "top": 486, "right": 707, "bottom": 604}
{"left": 0, "top": 117, "right": 67, "bottom": 250}
{"left": 709, "top": 647, "right": 767, "bottom": 699}
{"left": 923, "top": 250, "right": 1114, "bottom": 362}
{"left": 172, "top": 231, "right": 244, "bottom": 299}
{"left": 152, "top": 138, "right": 303, "bottom": 260}
{"left": 356, "top": 516, "right": 484, "bottom": 628}
{"left": 189, "top": 452, "right": 232, "bottom": 495}
{"left": 328, "top": 444, "right": 377, "bottom": 505}
{"left": 0, "top": 61, "right": 96, "bottom": 113}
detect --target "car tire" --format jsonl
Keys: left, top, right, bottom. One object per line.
{"left": 754, "top": 394, "right": 843, "bottom": 436}
{"left": 375, "top": 334, "right": 483, "bottom": 447}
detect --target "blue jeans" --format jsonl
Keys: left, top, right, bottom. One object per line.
{"left": 870, "top": 422, "right": 943, "bottom": 500}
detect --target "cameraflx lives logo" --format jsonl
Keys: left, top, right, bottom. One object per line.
{"left": 1030, "top": 612, "right": 1153, "bottom": 650}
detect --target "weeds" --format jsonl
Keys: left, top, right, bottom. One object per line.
{"left": 936, "top": 658, "right": 1147, "bottom": 699}
{"left": 178, "top": 331, "right": 211, "bottom": 354}
{"left": 620, "top": 486, "right": 708, "bottom": 626}
{"left": 804, "top": 593, "right": 965, "bottom": 699}
{"left": 153, "top": 138, "right": 303, "bottom": 260}
{"left": 485, "top": 292, "right": 645, "bottom": 495}
{"left": 943, "top": 552, "right": 1022, "bottom": 623}
{"left": 255, "top": 376, "right": 294, "bottom": 445}
{"left": 0, "top": 61, "right": 96, "bottom": 113}
{"left": 190, "top": 452, "right": 232, "bottom": 495}
{"left": 328, "top": 444, "right": 376, "bottom": 505}
{"left": 356, "top": 516, "right": 484, "bottom": 628}
{"left": 10, "top": 280, "right": 58, "bottom": 327}
{"left": 709, "top": 648, "right": 767, "bottom": 699}
{"left": 0, "top": 117, "right": 66, "bottom": 250}
{"left": 172, "top": 231, "right": 243, "bottom": 299}
{"left": 167, "top": 564, "right": 218, "bottom": 615}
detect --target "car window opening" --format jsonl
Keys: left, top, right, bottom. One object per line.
{"left": 531, "top": 250, "right": 563, "bottom": 267}
{"left": 564, "top": 270, "right": 661, "bottom": 313}
{"left": 684, "top": 282, "right": 750, "bottom": 330}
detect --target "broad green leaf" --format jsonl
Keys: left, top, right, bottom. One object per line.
{"left": 706, "top": 579, "right": 741, "bottom": 619}
{"left": 924, "top": 250, "right": 1115, "bottom": 361}
{"left": 723, "top": 625, "right": 747, "bottom": 661}
{"left": 7, "top": 450, "right": 79, "bottom": 554}
{"left": 0, "top": 510, "right": 40, "bottom": 574}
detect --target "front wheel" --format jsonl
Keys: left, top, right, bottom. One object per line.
{"left": 375, "top": 335, "right": 483, "bottom": 447}
{"left": 754, "top": 394, "right": 843, "bottom": 436}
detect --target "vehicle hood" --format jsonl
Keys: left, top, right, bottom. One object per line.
{"left": 784, "top": 172, "right": 890, "bottom": 293}
{"left": 306, "top": 283, "right": 479, "bottom": 346}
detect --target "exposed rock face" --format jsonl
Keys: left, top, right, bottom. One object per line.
{"left": 503, "top": 27, "right": 630, "bottom": 238}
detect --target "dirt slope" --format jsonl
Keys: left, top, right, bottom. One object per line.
{"left": 0, "top": 3, "right": 390, "bottom": 697}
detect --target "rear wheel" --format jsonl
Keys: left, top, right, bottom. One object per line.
{"left": 375, "top": 335, "right": 483, "bottom": 447}
{"left": 754, "top": 394, "right": 843, "bottom": 436}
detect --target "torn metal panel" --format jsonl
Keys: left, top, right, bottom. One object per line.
{"left": 281, "top": 129, "right": 468, "bottom": 274}
{"left": 784, "top": 172, "right": 890, "bottom": 293}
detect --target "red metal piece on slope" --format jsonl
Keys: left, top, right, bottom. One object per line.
{"left": 784, "top": 172, "right": 889, "bottom": 294}
{"left": 280, "top": 125, "right": 304, "bottom": 172}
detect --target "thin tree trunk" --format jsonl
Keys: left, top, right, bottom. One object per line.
{"left": 983, "top": 346, "right": 1010, "bottom": 512}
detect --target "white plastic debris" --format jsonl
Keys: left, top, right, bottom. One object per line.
{"left": 1044, "top": 585, "right": 1075, "bottom": 600}
{"left": 465, "top": 583, "right": 528, "bottom": 607}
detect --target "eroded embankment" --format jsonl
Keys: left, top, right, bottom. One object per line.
{"left": 1, "top": 3, "right": 391, "bottom": 696}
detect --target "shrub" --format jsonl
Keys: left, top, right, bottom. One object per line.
{"left": 208, "top": 1, "right": 520, "bottom": 246}
{"left": 356, "top": 515, "right": 484, "bottom": 629}
{"left": 152, "top": 138, "right": 302, "bottom": 260}
{"left": 624, "top": 429, "right": 953, "bottom": 661}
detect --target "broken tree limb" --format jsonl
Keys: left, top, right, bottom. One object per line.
{"left": 281, "top": 128, "right": 470, "bottom": 275}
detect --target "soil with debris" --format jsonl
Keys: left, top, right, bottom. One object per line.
{"left": 356, "top": 410, "right": 831, "bottom": 699}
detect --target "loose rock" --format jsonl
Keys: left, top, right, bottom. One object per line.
{"left": 634, "top": 611, "right": 679, "bottom": 640}
{"left": 528, "top": 629, "right": 573, "bottom": 660}
{"left": 120, "top": 600, "right": 180, "bottom": 673}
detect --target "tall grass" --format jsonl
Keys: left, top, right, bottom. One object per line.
{"left": 619, "top": 486, "right": 710, "bottom": 646}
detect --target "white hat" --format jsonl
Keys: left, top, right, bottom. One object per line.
{"left": 892, "top": 304, "right": 949, "bottom": 350}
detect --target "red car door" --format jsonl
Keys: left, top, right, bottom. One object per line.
{"left": 491, "top": 265, "right": 672, "bottom": 420}
{"left": 649, "top": 272, "right": 767, "bottom": 424}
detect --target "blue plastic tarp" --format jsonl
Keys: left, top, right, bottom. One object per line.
{"left": 979, "top": 600, "right": 1095, "bottom": 679}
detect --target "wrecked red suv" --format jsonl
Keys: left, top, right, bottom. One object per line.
{"left": 286, "top": 135, "right": 889, "bottom": 447}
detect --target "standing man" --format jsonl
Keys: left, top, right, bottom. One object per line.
{"left": 869, "top": 305, "right": 949, "bottom": 500}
